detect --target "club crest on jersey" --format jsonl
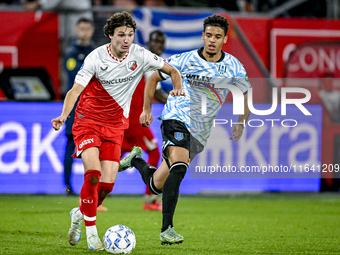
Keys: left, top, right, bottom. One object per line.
{"left": 218, "top": 64, "right": 226, "bottom": 74}
{"left": 174, "top": 132, "right": 183, "bottom": 141}
{"left": 128, "top": 60, "right": 137, "bottom": 71}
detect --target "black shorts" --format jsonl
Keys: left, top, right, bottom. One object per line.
{"left": 161, "top": 119, "right": 204, "bottom": 165}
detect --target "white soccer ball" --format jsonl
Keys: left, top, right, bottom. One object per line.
{"left": 103, "top": 225, "right": 136, "bottom": 254}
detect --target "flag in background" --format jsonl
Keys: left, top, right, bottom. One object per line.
{"left": 133, "top": 8, "right": 213, "bottom": 58}
{"left": 132, "top": 8, "right": 213, "bottom": 92}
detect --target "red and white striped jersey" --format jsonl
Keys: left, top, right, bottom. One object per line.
{"left": 74, "top": 43, "right": 164, "bottom": 129}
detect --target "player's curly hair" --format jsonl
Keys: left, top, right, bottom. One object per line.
{"left": 104, "top": 11, "right": 137, "bottom": 38}
{"left": 203, "top": 15, "right": 229, "bottom": 36}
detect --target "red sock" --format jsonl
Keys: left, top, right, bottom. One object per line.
{"left": 80, "top": 170, "right": 101, "bottom": 226}
{"left": 147, "top": 148, "right": 160, "bottom": 168}
{"left": 97, "top": 182, "right": 114, "bottom": 206}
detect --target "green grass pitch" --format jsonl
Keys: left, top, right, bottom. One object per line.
{"left": 0, "top": 193, "right": 339, "bottom": 255}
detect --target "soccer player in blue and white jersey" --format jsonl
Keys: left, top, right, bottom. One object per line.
{"left": 120, "top": 14, "right": 251, "bottom": 245}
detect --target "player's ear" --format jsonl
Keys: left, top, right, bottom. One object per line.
{"left": 109, "top": 34, "right": 113, "bottom": 40}
{"left": 202, "top": 32, "right": 204, "bottom": 40}
{"left": 223, "top": 35, "right": 228, "bottom": 44}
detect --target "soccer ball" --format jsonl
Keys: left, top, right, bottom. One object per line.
{"left": 103, "top": 225, "right": 136, "bottom": 254}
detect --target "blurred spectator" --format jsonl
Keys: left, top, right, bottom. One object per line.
{"left": 23, "top": 0, "right": 93, "bottom": 97}
{"left": 63, "top": 18, "right": 95, "bottom": 196}
{"left": 23, "top": 0, "right": 93, "bottom": 50}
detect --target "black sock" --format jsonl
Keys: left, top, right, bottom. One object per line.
{"left": 131, "top": 156, "right": 161, "bottom": 195}
{"left": 161, "top": 162, "right": 188, "bottom": 232}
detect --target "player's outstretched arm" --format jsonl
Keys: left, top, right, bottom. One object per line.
{"left": 141, "top": 71, "right": 163, "bottom": 127}
{"left": 160, "top": 62, "right": 184, "bottom": 95}
{"left": 51, "top": 83, "right": 84, "bottom": 131}
{"left": 229, "top": 93, "right": 250, "bottom": 142}
{"left": 141, "top": 62, "right": 183, "bottom": 127}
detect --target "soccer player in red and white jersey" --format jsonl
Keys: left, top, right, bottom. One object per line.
{"left": 121, "top": 30, "right": 168, "bottom": 211}
{"left": 51, "top": 12, "right": 183, "bottom": 251}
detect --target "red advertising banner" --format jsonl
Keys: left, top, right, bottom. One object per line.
{"left": 233, "top": 16, "right": 271, "bottom": 71}
{"left": 270, "top": 18, "right": 340, "bottom": 78}
{"left": 284, "top": 41, "right": 340, "bottom": 78}
{"left": 0, "top": 11, "right": 60, "bottom": 100}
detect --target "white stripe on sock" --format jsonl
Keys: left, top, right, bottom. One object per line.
{"left": 84, "top": 215, "right": 96, "bottom": 222}
{"left": 170, "top": 162, "right": 188, "bottom": 171}
{"left": 149, "top": 177, "right": 161, "bottom": 195}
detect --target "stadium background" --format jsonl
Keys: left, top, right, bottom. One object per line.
{"left": 0, "top": 3, "right": 340, "bottom": 194}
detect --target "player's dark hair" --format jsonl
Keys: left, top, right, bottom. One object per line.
{"left": 203, "top": 14, "right": 229, "bottom": 36}
{"left": 104, "top": 11, "right": 137, "bottom": 38}
{"left": 149, "top": 30, "right": 166, "bottom": 41}
{"left": 77, "top": 17, "right": 94, "bottom": 26}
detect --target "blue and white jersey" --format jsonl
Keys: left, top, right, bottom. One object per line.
{"left": 159, "top": 48, "right": 251, "bottom": 146}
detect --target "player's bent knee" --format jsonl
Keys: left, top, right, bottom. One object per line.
{"left": 170, "top": 162, "right": 188, "bottom": 179}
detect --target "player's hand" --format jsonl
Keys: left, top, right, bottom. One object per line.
{"left": 229, "top": 124, "right": 244, "bottom": 143}
{"left": 51, "top": 115, "right": 67, "bottom": 131}
{"left": 140, "top": 110, "right": 153, "bottom": 127}
{"left": 169, "top": 89, "right": 185, "bottom": 97}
